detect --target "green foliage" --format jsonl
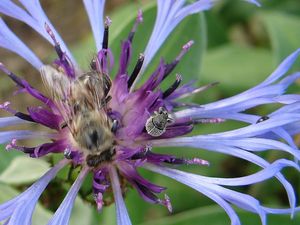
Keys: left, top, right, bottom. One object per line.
{"left": 0, "top": 156, "right": 50, "bottom": 185}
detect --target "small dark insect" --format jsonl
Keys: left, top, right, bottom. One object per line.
{"left": 145, "top": 107, "right": 173, "bottom": 137}
{"left": 256, "top": 116, "right": 270, "bottom": 123}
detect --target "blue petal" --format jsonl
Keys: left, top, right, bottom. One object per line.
{"left": 0, "top": 130, "right": 50, "bottom": 144}
{"left": 0, "top": 0, "right": 76, "bottom": 66}
{"left": 47, "top": 168, "right": 89, "bottom": 225}
{"left": 110, "top": 166, "right": 132, "bottom": 225}
{"left": 179, "top": 159, "right": 299, "bottom": 186}
{"left": 83, "top": 0, "right": 106, "bottom": 52}
{"left": 0, "top": 160, "right": 67, "bottom": 224}
{"left": 244, "top": 0, "right": 261, "bottom": 7}
{"left": 132, "top": 0, "right": 213, "bottom": 88}
{"left": 0, "top": 18, "right": 43, "bottom": 69}
{"left": 175, "top": 49, "right": 300, "bottom": 121}
{"left": 0, "top": 117, "right": 29, "bottom": 128}
{"left": 149, "top": 140, "right": 297, "bottom": 213}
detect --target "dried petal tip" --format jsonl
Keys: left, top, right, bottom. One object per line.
{"left": 105, "top": 16, "right": 112, "bottom": 27}
{"left": 159, "top": 194, "right": 173, "bottom": 213}
{"left": 6, "top": 139, "right": 17, "bottom": 150}
{"left": 186, "top": 158, "right": 210, "bottom": 166}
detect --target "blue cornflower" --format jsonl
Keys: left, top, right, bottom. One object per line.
{"left": 0, "top": 0, "right": 299, "bottom": 225}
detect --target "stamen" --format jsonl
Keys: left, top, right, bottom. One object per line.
{"left": 14, "top": 112, "right": 35, "bottom": 122}
{"left": 177, "top": 82, "right": 219, "bottom": 99}
{"left": 128, "top": 53, "right": 144, "bottom": 89}
{"left": 0, "top": 99, "right": 35, "bottom": 122}
{"left": 102, "top": 16, "right": 112, "bottom": 50}
{"left": 194, "top": 118, "right": 225, "bottom": 124}
{"left": 45, "top": 23, "right": 63, "bottom": 58}
{"left": 158, "top": 194, "right": 173, "bottom": 213}
{"left": 256, "top": 116, "right": 269, "bottom": 123}
{"left": 0, "top": 63, "right": 24, "bottom": 87}
{"left": 185, "top": 158, "right": 210, "bottom": 166}
{"left": 128, "top": 9, "right": 143, "bottom": 42}
{"left": 0, "top": 101, "right": 16, "bottom": 114}
{"left": 5, "top": 139, "right": 34, "bottom": 154}
{"left": 162, "top": 74, "right": 182, "bottom": 99}
{"left": 45, "top": 23, "right": 75, "bottom": 78}
{"left": 5, "top": 138, "right": 17, "bottom": 150}
{"left": 94, "top": 192, "right": 104, "bottom": 212}
{"left": 164, "top": 40, "right": 194, "bottom": 79}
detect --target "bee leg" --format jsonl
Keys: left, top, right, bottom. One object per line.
{"left": 86, "top": 149, "right": 116, "bottom": 168}
{"left": 111, "top": 120, "right": 118, "bottom": 133}
{"left": 103, "top": 74, "right": 112, "bottom": 96}
{"left": 167, "top": 117, "right": 174, "bottom": 124}
{"left": 153, "top": 111, "right": 159, "bottom": 116}
{"left": 105, "top": 95, "right": 112, "bottom": 104}
{"left": 86, "top": 154, "right": 102, "bottom": 168}
{"left": 64, "top": 148, "right": 72, "bottom": 159}
{"left": 90, "top": 58, "right": 97, "bottom": 70}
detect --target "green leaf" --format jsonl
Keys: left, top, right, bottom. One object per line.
{"left": 138, "top": 205, "right": 300, "bottom": 225}
{"left": 261, "top": 11, "right": 300, "bottom": 70}
{"left": 0, "top": 156, "right": 50, "bottom": 185}
{"left": 0, "top": 145, "right": 23, "bottom": 173}
{"left": 200, "top": 44, "right": 273, "bottom": 95}
{"left": 69, "top": 197, "right": 93, "bottom": 225}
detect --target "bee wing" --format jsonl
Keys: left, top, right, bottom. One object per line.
{"left": 40, "top": 65, "right": 73, "bottom": 128}
{"left": 40, "top": 65, "right": 71, "bottom": 101}
{"left": 75, "top": 72, "right": 111, "bottom": 111}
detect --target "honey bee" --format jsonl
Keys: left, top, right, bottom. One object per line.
{"left": 145, "top": 107, "right": 174, "bottom": 137}
{"left": 40, "top": 62, "right": 116, "bottom": 168}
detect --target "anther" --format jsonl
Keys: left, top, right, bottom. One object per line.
{"left": 128, "top": 9, "right": 143, "bottom": 42}
{"left": 256, "top": 116, "right": 269, "bottom": 123}
{"left": 128, "top": 53, "right": 144, "bottom": 89}
{"left": 102, "top": 17, "right": 112, "bottom": 50}
{"left": 162, "top": 74, "right": 182, "bottom": 99}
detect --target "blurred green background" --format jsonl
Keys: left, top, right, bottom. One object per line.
{"left": 1, "top": 0, "right": 300, "bottom": 224}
